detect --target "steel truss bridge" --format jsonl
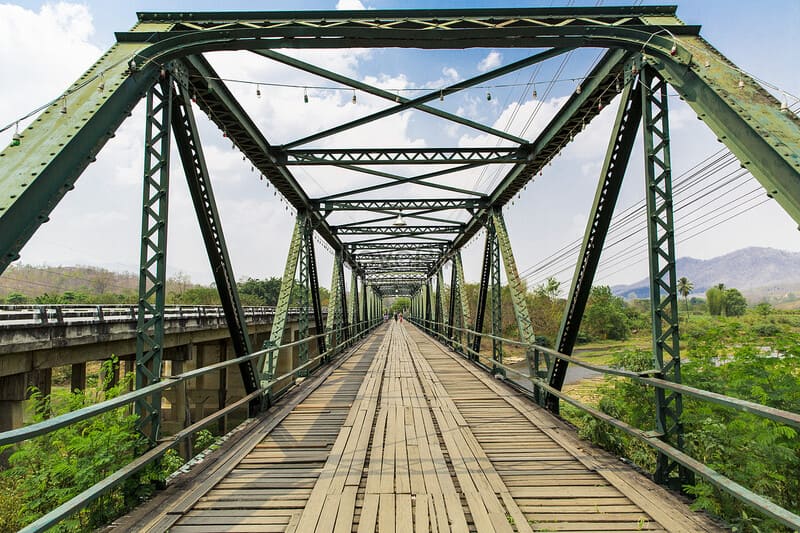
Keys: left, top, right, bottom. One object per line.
{"left": 0, "top": 6, "right": 799, "bottom": 532}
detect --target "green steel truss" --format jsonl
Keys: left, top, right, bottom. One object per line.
{"left": 171, "top": 79, "right": 260, "bottom": 408}
{"left": 1, "top": 7, "right": 799, "bottom": 494}
{"left": 134, "top": 77, "right": 172, "bottom": 443}
{"left": 641, "top": 67, "right": 690, "bottom": 485}
{"left": 550, "top": 80, "right": 643, "bottom": 407}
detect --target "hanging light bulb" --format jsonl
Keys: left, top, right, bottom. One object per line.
{"left": 532, "top": 85, "right": 538, "bottom": 99}
{"left": 631, "top": 64, "right": 639, "bottom": 76}
{"left": 393, "top": 210, "right": 407, "bottom": 227}
{"left": 486, "top": 91, "right": 492, "bottom": 101}
{"left": 597, "top": 101, "right": 603, "bottom": 111}
{"left": 191, "top": 93, "right": 197, "bottom": 103}
{"left": 352, "top": 90, "right": 357, "bottom": 104}
{"left": 60, "top": 96, "right": 67, "bottom": 115}
{"left": 670, "top": 42, "right": 678, "bottom": 56}
{"left": 575, "top": 83, "right": 582, "bottom": 95}
{"left": 738, "top": 78, "right": 745, "bottom": 90}
{"left": 395, "top": 91, "right": 400, "bottom": 103}
{"left": 97, "top": 72, "right": 105, "bottom": 92}
{"left": 615, "top": 78, "right": 622, "bottom": 93}
{"left": 11, "top": 122, "right": 21, "bottom": 147}
{"left": 780, "top": 92, "right": 789, "bottom": 112}
{"left": 439, "top": 89, "right": 444, "bottom": 102}
{"left": 304, "top": 87, "right": 309, "bottom": 103}
{"left": 256, "top": 84, "right": 261, "bottom": 98}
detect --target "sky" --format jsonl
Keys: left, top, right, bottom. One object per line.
{"left": 0, "top": 0, "right": 798, "bottom": 293}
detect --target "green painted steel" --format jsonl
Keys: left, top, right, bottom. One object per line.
{"left": 549, "top": 80, "right": 643, "bottom": 409}
{"left": 492, "top": 209, "right": 536, "bottom": 347}
{"left": 489, "top": 219, "right": 503, "bottom": 371}
{"left": 255, "top": 49, "right": 525, "bottom": 144}
{"left": 265, "top": 215, "right": 304, "bottom": 382}
{"left": 134, "top": 78, "right": 172, "bottom": 444}
{"left": 641, "top": 66, "right": 689, "bottom": 486}
{"left": 171, "top": 81, "right": 260, "bottom": 404}
{"left": 453, "top": 251, "right": 472, "bottom": 353}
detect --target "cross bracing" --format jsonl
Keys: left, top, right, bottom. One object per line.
{"left": 1, "top": 7, "right": 799, "bottom": 516}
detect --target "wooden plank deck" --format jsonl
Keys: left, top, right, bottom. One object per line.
{"left": 120, "top": 322, "right": 722, "bottom": 532}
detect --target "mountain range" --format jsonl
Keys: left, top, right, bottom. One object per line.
{"left": 612, "top": 247, "right": 800, "bottom": 303}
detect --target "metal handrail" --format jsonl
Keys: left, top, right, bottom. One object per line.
{"left": 0, "top": 317, "right": 381, "bottom": 532}
{"left": 410, "top": 317, "right": 800, "bottom": 530}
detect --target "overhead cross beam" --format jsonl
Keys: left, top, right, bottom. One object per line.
{"left": 281, "top": 147, "right": 529, "bottom": 166}
{"left": 316, "top": 199, "right": 483, "bottom": 212}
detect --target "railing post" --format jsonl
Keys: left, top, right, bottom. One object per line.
{"left": 642, "top": 65, "right": 690, "bottom": 487}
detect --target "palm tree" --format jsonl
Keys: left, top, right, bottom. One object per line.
{"left": 677, "top": 277, "right": 694, "bottom": 322}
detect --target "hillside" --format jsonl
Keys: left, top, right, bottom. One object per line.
{"left": 613, "top": 247, "right": 800, "bottom": 302}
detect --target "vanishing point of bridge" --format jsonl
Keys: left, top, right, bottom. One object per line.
{"left": 1, "top": 6, "right": 799, "bottom": 532}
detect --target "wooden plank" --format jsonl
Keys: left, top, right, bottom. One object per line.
{"left": 378, "top": 493, "right": 395, "bottom": 533}
{"left": 397, "top": 493, "right": 413, "bottom": 531}
{"left": 357, "top": 494, "right": 379, "bottom": 533}
{"left": 333, "top": 486, "right": 358, "bottom": 533}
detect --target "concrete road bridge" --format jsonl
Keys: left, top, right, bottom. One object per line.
{"left": 0, "top": 6, "right": 799, "bottom": 532}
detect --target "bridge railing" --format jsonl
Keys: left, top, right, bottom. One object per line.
{"left": 410, "top": 317, "right": 800, "bottom": 531}
{"left": 0, "top": 304, "right": 322, "bottom": 328}
{"left": 0, "top": 316, "right": 381, "bottom": 532}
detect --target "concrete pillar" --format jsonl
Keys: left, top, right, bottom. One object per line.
{"left": 172, "top": 359, "right": 192, "bottom": 459}
{"left": 27, "top": 368, "right": 52, "bottom": 398}
{"left": 0, "top": 374, "right": 26, "bottom": 431}
{"left": 218, "top": 340, "right": 228, "bottom": 435}
{"left": 71, "top": 362, "right": 87, "bottom": 393}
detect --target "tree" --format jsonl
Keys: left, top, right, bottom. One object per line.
{"left": 706, "top": 286, "right": 726, "bottom": 316}
{"left": 535, "top": 277, "right": 561, "bottom": 299}
{"left": 677, "top": 277, "right": 694, "bottom": 322}
{"left": 583, "top": 286, "right": 630, "bottom": 340}
{"left": 724, "top": 288, "right": 747, "bottom": 317}
{"left": 5, "top": 292, "right": 28, "bottom": 304}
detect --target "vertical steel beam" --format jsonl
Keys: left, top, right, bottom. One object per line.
{"left": 297, "top": 214, "right": 311, "bottom": 376}
{"left": 264, "top": 215, "right": 303, "bottom": 381}
{"left": 447, "top": 260, "right": 458, "bottom": 346}
{"left": 362, "top": 277, "right": 368, "bottom": 332}
{"left": 489, "top": 219, "right": 503, "bottom": 370}
{"left": 424, "top": 279, "right": 432, "bottom": 328}
{"left": 438, "top": 268, "right": 448, "bottom": 335}
{"left": 135, "top": 77, "right": 172, "bottom": 444}
{"left": 326, "top": 251, "right": 344, "bottom": 355}
{"left": 305, "top": 221, "right": 327, "bottom": 356}
{"left": 434, "top": 269, "right": 443, "bottom": 334}
{"left": 492, "top": 208, "right": 535, "bottom": 345}
{"left": 349, "top": 270, "right": 360, "bottom": 338}
{"left": 641, "top": 66, "right": 690, "bottom": 486}
{"left": 472, "top": 228, "right": 493, "bottom": 359}
{"left": 454, "top": 251, "right": 471, "bottom": 354}
{"left": 171, "top": 81, "right": 260, "bottom": 413}
{"left": 547, "top": 80, "right": 642, "bottom": 411}
{"left": 339, "top": 265, "right": 349, "bottom": 344}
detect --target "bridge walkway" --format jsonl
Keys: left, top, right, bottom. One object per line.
{"left": 120, "top": 322, "right": 720, "bottom": 532}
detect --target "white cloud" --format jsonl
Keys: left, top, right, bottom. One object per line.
{"left": 336, "top": 0, "right": 368, "bottom": 10}
{"left": 442, "top": 67, "right": 459, "bottom": 82}
{"left": 477, "top": 51, "right": 502, "bottom": 73}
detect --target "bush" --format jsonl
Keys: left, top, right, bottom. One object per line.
{"left": 751, "top": 323, "right": 781, "bottom": 337}
{"left": 0, "top": 360, "right": 168, "bottom": 531}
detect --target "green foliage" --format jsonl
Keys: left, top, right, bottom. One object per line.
{"left": 724, "top": 288, "right": 747, "bottom": 317}
{"left": 583, "top": 286, "right": 630, "bottom": 340}
{"left": 754, "top": 302, "right": 773, "bottom": 317}
{"left": 170, "top": 286, "right": 221, "bottom": 305}
{"left": 389, "top": 297, "right": 410, "bottom": 315}
{"left": 238, "top": 277, "right": 282, "bottom": 306}
{"left": 706, "top": 286, "right": 726, "bottom": 316}
{"left": 564, "top": 327, "right": 800, "bottom": 532}
{"left": 0, "top": 360, "right": 168, "bottom": 531}
{"left": 5, "top": 292, "right": 28, "bottom": 304}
